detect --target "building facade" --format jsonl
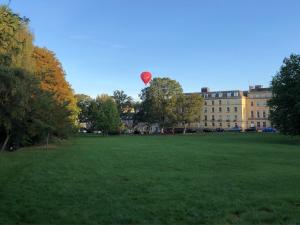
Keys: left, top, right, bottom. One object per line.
{"left": 186, "top": 85, "right": 272, "bottom": 130}
{"left": 246, "top": 85, "right": 272, "bottom": 129}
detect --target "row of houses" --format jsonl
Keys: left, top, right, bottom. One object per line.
{"left": 186, "top": 85, "right": 272, "bottom": 130}
{"left": 81, "top": 84, "right": 273, "bottom": 133}
{"left": 130, "top": 84, "right": 273, "bottom": 133}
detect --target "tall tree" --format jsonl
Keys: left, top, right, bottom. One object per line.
{"left": 0, "top": 6, "right": 78, "bottom": 150}
{"left": 139, "top": 78, "right": 183, "bottom": 132}
{"left": 268, "top": 54, "right": 300, "bottom": 135}
{"left": 32, "top": 47, "right": 79, "bottom": 127}
{"left": 0, "top": 67, "right": 38, "bottom": 150}
{"left": 113, "top": 90, "right": 133, "bottom": 115}
{"left": 0, "top": 6, "right": 34, "bottom": 71}
{"left": 89, "top": 95, "right": 121, "bottom": 134}
{"left": 177, "top": 94, "right": 204, "bottom": 134}
{"left": 75, "top": 94, "right": 93, "bottom": 123}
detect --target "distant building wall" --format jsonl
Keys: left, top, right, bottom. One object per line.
{"left": 185, "top": 85, "right": 272, "bottom": 130}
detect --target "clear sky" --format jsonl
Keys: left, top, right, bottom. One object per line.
{"left": 4, "top": 0, "right": 300, "bottom": 99}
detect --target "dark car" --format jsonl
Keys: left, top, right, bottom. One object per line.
{"left": 227, "top": 127, "right": 242, "bottom": 132}
{"left": 215, "top": 128, "right": 225, "bottom": 132}
{"left": 186, "top": 128, "right": 197, "bottom": 133}
{"left": 203, "top": 128, "right": 213, "bottom": 132}
{"left": 245, "top": 127, "right": 257, "bottom": 132}
{"left": 262, "top": 127, "right": 277, "bottom": 133}
{"left": 174, "top": 128, "right": 185, "bottom": 134}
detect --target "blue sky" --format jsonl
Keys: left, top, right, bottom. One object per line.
{"left": 5, "top": 0, "right": 300, "bottom": 99}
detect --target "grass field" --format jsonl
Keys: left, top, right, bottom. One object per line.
{"left": 0, "top": 133, "right": 300, "bottom": 224}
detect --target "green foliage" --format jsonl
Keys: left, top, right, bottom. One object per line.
{"left": 75, "top": 94, "right": 93, "bottom": 123}
{"left": 113, "top": 90, "right": 133, "bottom": 115}
{"left": 0, "top": 5, "right": 34, "bottom": 71}
{"left": 0, "top": 134, "right": 300, "bottom": 224}
{"left": 33, "top": 47, "right": 79, "bottom": 127}
{"left": 89, "top": 95, "right": 121, "bottom": 134}
{"left": 269, "top": 54, "right": 300, "bottom": 135}
{"left": 139, "top": 78, "right": 183, "bottom": 129}
{"left": 0, "top": 67, "right": 34, "bottom": 149}
{"left": 0, "top": 6, "right": 78, "bottom": 149}
{"left": 0, "top": 66, "right": 74, "bottom": 150}
{"left": 177, "top": 94, "right": 204, "bottom": 132}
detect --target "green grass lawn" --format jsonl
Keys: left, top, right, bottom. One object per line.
{"left": 0, "top": 133, "right": 300, "bottom": 224}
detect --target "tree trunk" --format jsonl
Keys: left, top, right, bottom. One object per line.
{"left": 46, "top": 132, "right": 50, "bottom": 150}
{"left": 183, "top": 124, "right": 187, "bottom": 134}
{"left": 1, "top": 134, "right": 10, "bottom": 152}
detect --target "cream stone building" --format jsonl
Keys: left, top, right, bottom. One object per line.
{"left": 186, "top": 85, "right": 272, "bottom": 131}
{"left": 246, "top": 85, "right": 272, "bottom": 129}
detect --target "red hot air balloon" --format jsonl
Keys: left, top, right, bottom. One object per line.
{"left": 140, "top": 71, "right": 152, "bottom": 85}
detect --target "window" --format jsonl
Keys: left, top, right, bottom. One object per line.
{"left": 204, "top": 101, "right": 207, "bottom": 106}
{"left": 219, "top": 100, "right": 222, "bottom": 105}
{"left": 212, "top": 100, "right": 215, "bottom": 105}
{"left": 257, "top": 111, "right": 260, "bottom": 118}
{"left": 212, "top": 122, "right": 215, "bottom": 127}
{"left": 251, "top": 111, "right": 254, "bottom": 118}
{"left": 204, "top": 108, "right": 207, "bottom": 113}
{"left": 234, "top": 107, "right": 238, "bottom": 112}
{"left": 257, "top": 102, "right": 260, "bottom": 106}
{"left": 235, "top": 123, "right": 238, "bottom": 127}
{"left": 227, "top": 123, "right": 230, "bottom": 128}
{"left": 219, "top": 92, "right": 223, "bottom": 97}
{"left": 212, "top": 93, "right": 216, "bottom": 98}
{"left": 212, "top": 107, "right": 215, "bottom": 113}
{"left": 204, "top": 122, "right": 207, "bottom": 127}
{"left": 212, "top": 115, "right": 215, "bottom": 121}
{"left": 234, "top": 115, "right": 238, "bottom": 121}
{"left": 263, "top": 111, "right": 266, "bottom": 118}
{"left": 219, "top": 107, "right": 222, "bottom": 112}
{"left": 226, "top": 100, "right": 230, "bottom": 105}
{"left": 219, "top": 123, "right": 222, "bottom": 127}
{"left": 251, "top": 101, "right": 254, "bottom": 107}
{"left": 234, "top": 92, "right": 239, "bottom": 97}
{"left": 204, "top": 115, "right": 207, "bottom": 121}
{"left": 257, "top": 122, "right": 261, "bottom": 128}
{"left": 263, "top": 122, "right": 266, "bottom": 127}
{"left": 227, "top": 107, "right": 230, "bottom": 112}
{"left": 227, "top": 92, "right": 231, "bottom": 97}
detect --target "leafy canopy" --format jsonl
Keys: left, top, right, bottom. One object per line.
{"left": 268, "top": 54, "right": 300, "bottom": 135}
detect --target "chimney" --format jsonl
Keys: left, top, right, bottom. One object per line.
{"left": 201, "top": 87, "right": 210, "bottom": 93}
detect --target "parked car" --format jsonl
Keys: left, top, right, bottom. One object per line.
{"left": 227, "top": 127, "right": 242, "bottom": 132}
{"left": 174, "top": 128, "right": 185, "bottom": 134}
{"left": 215, "top": 128, "right": 225, "bottom": 132}
{"left": 262, "top": 127, "right": 277, "bottom": 133}
{"left": 245, "top": 127, "right": 257, "bottom": 132}
{"left": 186, "top": 128, "right": 197, "bottom": 133}
{"left": 203, "top": 128, "right": 213, "bottom": 132}
{"left": 164, "top": 128, "right": 174, "bottom": 134}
